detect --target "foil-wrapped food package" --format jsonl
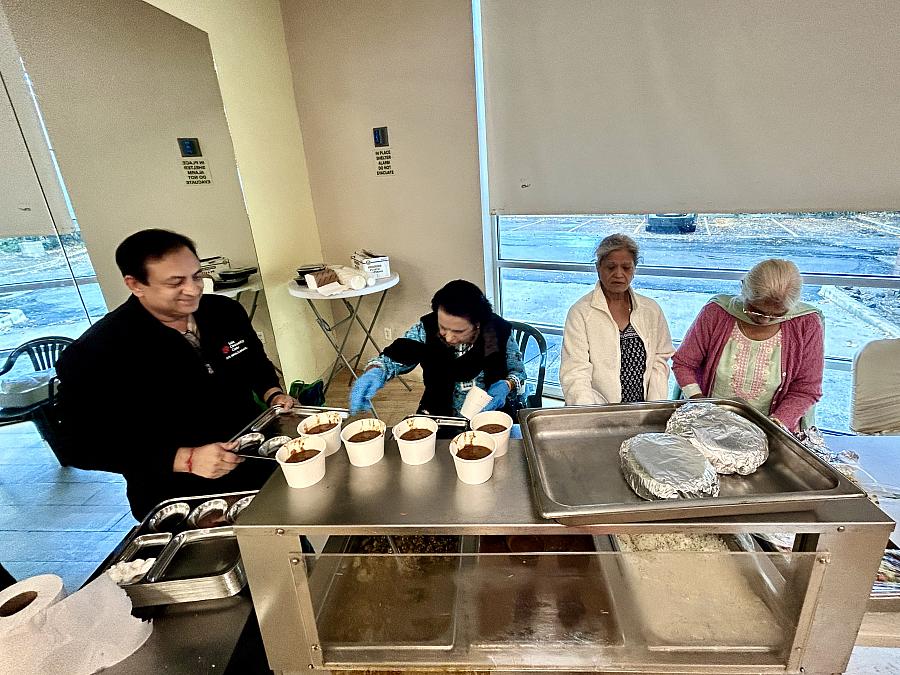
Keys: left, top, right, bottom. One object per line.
{"left": 666, "top": 402, "right": 769, "bottom": 475}
{"left": 620, "top": 432, "right": 720, "bottom": 500}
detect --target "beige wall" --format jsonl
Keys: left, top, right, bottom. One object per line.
{"left": 1, "top": 0, "right": 332, "bottom": 384}
{"left": 280, "top": 0, "right": 485, "bottom": 354}
{"left": 144, "top": 0, "right": 331, "bottom": 385}
{"left": 1, "top": 0, "right": 261, "bottom": 304}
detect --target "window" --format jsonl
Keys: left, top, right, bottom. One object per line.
{"left": 494, "top": 212, "right": 900, "bottom": 433}
{"left": 0, "top": 231, "right": 105, "bottom": 358}
{"left": 1, "top": 70, "right": 105, "bottom": 362}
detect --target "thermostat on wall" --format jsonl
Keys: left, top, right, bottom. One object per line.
{"left": 177, "top": 138, "right": 202, "bottom": 157}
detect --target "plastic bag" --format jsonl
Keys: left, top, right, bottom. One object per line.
{"left": 289, "top": 379, "right": 325, "bottom": 406}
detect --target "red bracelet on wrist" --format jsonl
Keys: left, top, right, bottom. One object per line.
{"left": 186, "top": 448, "right": 194, "bottom": 474}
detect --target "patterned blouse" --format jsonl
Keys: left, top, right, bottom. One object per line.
{"left": 619, "top": 323, "right": 647, "bottom": 402}
{"left": 710, "top": 324, "right": 783, "bottom": 415}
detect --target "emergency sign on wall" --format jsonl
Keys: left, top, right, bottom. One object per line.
{"left": 177, "top": 137, "right": 212, "bottom": 185}
{"left": 373, "top": 126, "right": 394, "bottom": 176}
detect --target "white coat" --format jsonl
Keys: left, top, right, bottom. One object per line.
{"left": 560, "top": 284, "right": 674, "bottom": 405}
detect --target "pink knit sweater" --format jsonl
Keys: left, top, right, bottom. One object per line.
{"left": 672, "top": 303, "right": 824, "bottom": 431}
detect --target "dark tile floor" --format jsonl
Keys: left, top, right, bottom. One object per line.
{"left": 0, "top": 421, "right": 136, "bottom": 592}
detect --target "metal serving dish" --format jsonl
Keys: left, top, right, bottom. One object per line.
{"left": 146, "top": 528, "right": 242, "bottom": 582}
{"left": 106, "top": 490, "right": 256, "bottom": 606}
{"left": 116, "top": 533, "right": 171, "bottom": 569}
{"left": 519, "top": 400, "right": 866, "bottom": 524}
{"left": 603, "top": 533, "right": 807, "bottom": 652}
{"left": 124, "top": 528, "right": 245, "bottom": 606}
{"left": 308, "top": 535, "right": 472, "bottom": 651}
{"left": 241, "top": 404, "right": 349, "bottom": 438}
{"left": 467, "top": 534, "right": 624, "bottom": 648}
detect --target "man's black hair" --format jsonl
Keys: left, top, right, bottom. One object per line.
{"left": 431, "top": 279, "right": 493, "bottom": 326}
{"left": 115, "top": 229, "right": 198, "bottom": 284}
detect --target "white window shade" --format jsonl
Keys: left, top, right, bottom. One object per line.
{"left": 481, "top": 0, "right": 900, "bottom": 215}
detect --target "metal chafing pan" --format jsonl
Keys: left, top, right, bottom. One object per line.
{"left": 466, "top": 534, "right": 624, "bottom": 648}
{"left": 105, "top": 491, "right": 256, "bottom": 606}
{"left": 124, "top": 528, "right": 245, "bottom": 606}
{"left": 603, "top": 533, "right": 810, "bottom": 652}
{"left": 307, "top": 535, "right": 474, "bottom": 651}
{"left": 519, "top": 400, "right": 866, "bottom": 524}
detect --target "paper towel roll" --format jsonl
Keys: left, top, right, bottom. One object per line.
{"left": 0, "top": 573, "right": 152, "bottom": 675}
{"left": 330, "top": 265, "right": 367, "bottom": 290}
{"left": 0, "top": 574, "right": 66, "bottom": 635}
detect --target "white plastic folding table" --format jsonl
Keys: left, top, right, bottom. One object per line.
{"left": 288, "top": 273, "right": 412, "bottom": 393}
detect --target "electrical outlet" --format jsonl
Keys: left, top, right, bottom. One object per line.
{"left": 255, "top": 330, "right": 266, "bottom": 345}
{"left": 383, "top": 327, "right": 393, "bottom": 341}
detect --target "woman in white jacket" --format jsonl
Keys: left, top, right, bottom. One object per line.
{"left": 560, "top": 234, "right": 674, "bottom": 405}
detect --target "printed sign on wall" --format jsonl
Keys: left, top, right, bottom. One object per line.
{"left": 177, "top": 138, "right": 211, "bottom": 185}
{"left": 375, "top": 148, "right": 394, "bottom": 176}
{"left": 181, "top": 159, "right": 212, "bottom": 185}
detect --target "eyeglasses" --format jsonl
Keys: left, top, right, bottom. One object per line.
{"left": 744, "top": 304, "right": 788, "bottom": 324}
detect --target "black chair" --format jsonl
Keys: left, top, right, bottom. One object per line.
{"left": 0, "top": 336, "right": 74, "bottom": 462}
{"left": 508, "top": 321, "right": 548, "bottom": 408}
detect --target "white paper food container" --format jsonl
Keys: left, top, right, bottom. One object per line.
{"left": 392, "top": 416, "right": 439, "bottom": 465}
{"left": 276, "top": 436, "right": 327, "bottom": 488}
{"left": 460, "top": 385, "right": 493, "bottom": 419}
{"left": 297, "top": 411, "right": 343, "bottom": 456}
{"left": 340, "top": 418, "right": 387, "bottom": 467}
{"left": 469, "top": 410, "right": 513, "bottom": 457}
{"left": 449, "top": 431, "right": 497, "bottom": 484}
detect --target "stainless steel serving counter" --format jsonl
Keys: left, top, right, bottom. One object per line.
{"left": 824, "top": 432, "right": 900, "bottom": 542}
{"left": 234, "top": 429, "right": 894, "bottom": 675}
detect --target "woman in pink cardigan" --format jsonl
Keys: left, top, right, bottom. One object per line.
{"left": 672, "top": 259, "right": 824, "bottom": 432}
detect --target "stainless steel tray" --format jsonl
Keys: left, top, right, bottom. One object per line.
{"left": 238, "top": 404, "right": 350, "bottom": 438}
{"left": 116, "top": 533, "right": 171, "bottom": 578}
{"left": 107, "top": 491, "right": 255, "bottom": 607}
{"left": 309, "top": 535, "right": 473, "bottom": 651}
{"left": 519, "top": 400, "right": 866, "bottom": 524}
{"left": 467, "top": 534, "right": 624, "bottom": 648}
{"left": 125, "top": 528, "right": 245, "bottom": 606}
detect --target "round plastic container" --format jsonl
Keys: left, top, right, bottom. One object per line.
{"left": 449, "top": 430, "right": 497, "bottom": 484}
{"left": 340, "top": 419, "right": 387, "bottom": 467}
{"left": 276, "top": 436, "right": 327, "bottom": 488}
{"left": 469, "top": 410, "right": 513, "bottom": 458}
{"left": 297, "top": 411, "right": 343, "bottom": 457}
{"left": 392, "top": 416, "right": 439, "bottom": 465}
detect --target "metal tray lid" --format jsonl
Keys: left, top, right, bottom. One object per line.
{"left": 518, "top": 400, "right": 866, "bottom": 525}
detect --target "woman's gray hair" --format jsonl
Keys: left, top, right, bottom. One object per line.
{"left": 740, "top": 259, "right": 803, "bottom": 309}
{"left": 594, "top": 233, "right": 639, "bottom": 266}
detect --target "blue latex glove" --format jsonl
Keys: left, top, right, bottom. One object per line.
{"left": 483, "top": 380, "right": 511, "bottom": 412}
{"left": 350, "top": 368, "right": 387, "bottom": 414}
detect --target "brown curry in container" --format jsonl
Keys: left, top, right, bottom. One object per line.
{"left": 399, "top": 428, "right": 434, "bottom": 441}
{"left": 456, "top": 444, "right": 491, "bottom": 460}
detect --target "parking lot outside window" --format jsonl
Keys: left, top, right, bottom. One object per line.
{"left": 493, "top": 212, "right": 900, "bottom": 433}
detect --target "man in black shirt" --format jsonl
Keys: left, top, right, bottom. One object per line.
{"left": 56, "top": 229, "right": 294, "bottom": 520}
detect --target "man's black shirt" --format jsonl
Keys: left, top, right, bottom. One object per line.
{"left": 56, "top": 294, "right": 279, "bottom": 519}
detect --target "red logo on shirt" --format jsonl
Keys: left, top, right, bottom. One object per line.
{"left": 222, "top": 345, "right": 231, "bottom": 354}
